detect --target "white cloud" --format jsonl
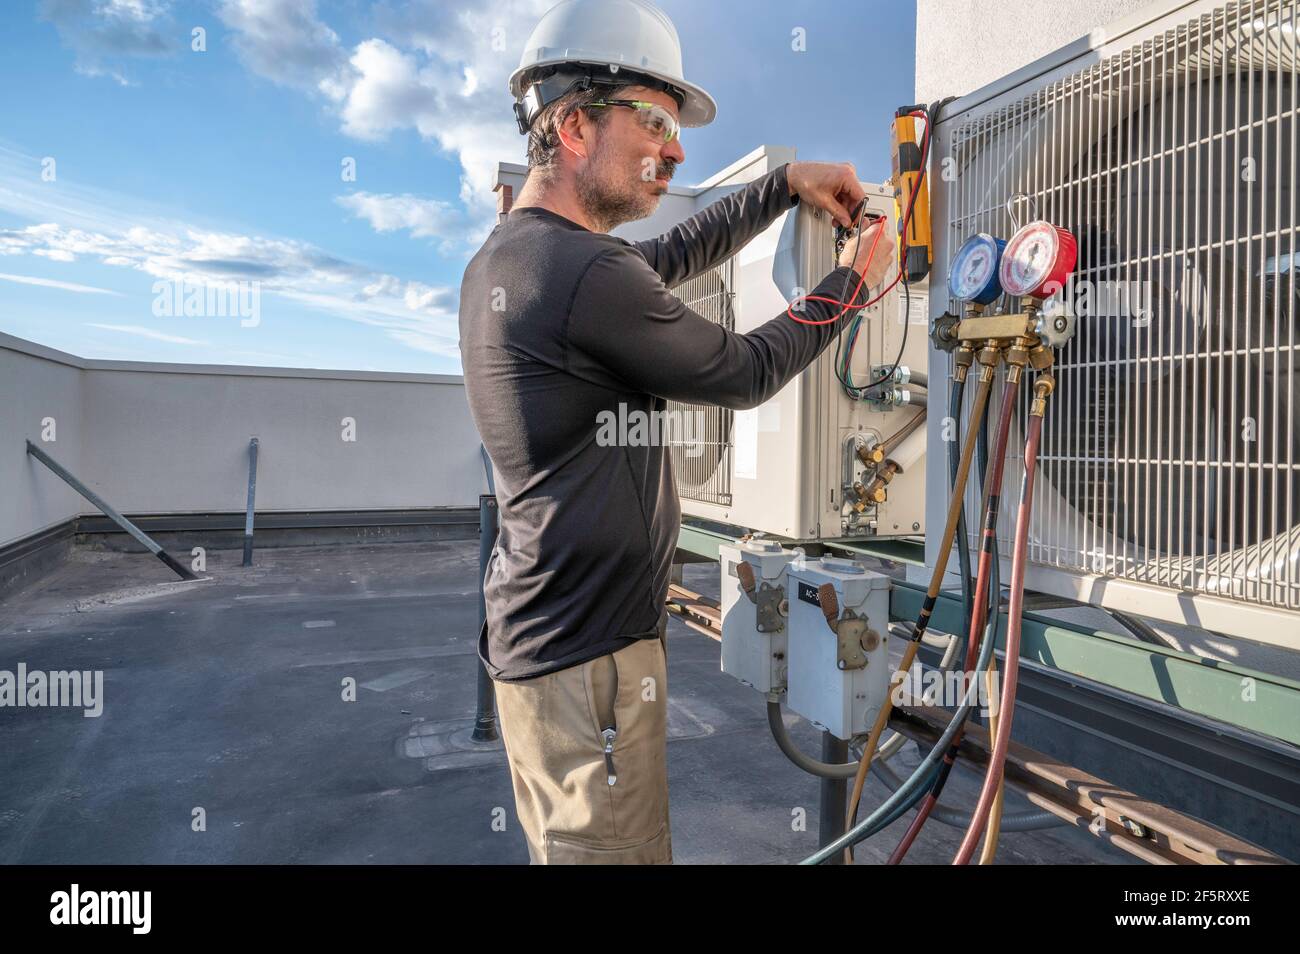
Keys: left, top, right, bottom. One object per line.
{"left": 38, "top": 0, "right": 173, "bottom": 83}
{"left": 219, "top": 0, "right": 551, "bottom": 229}
{"left": 216, "top": 0, "right": 348, "bottom": 93}
{"left": 335, "top": 191, "right": 469, "bottom": 250}
{"left": 0, "top": 218, "right": 460, "bottom": 354}
{"left": 87, "top": 323, "right": 208, "bottom": 345}
{"left": 0, "top": 271, "right": 123, "bottom": 295}
{"left": 34, "top": 248, "right": 77, "bottom": 262}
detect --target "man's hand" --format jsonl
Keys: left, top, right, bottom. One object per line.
{"left": 838, "top": 217, "right": 895, "bottom": 288}
{"left": 787, "top": 161, "right": 867, "bottom": 229}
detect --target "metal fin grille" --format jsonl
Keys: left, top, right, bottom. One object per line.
{"left": 946, "top": 0, "right": 1299, "bottom": 612}
{"left": 667, "top": 257, "right": 735, "bottom": 506}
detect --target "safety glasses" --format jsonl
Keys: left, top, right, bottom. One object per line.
{"left": 584, "top": 99, "right": 680, "bottom": 143}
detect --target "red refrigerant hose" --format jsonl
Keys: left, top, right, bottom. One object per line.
{"left": 952, "top": 373, "right": 1054, "bottom": 865}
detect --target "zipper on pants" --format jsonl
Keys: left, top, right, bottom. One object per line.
{"left": 601, "top": 727, "right": 617, "bottom": 786}
{"left": 593, "top": 653, "right": 619, "bottom": 787}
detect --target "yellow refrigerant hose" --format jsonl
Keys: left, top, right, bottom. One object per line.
{"left": 979, "top": 660, "right": 1005, "bottom": 864}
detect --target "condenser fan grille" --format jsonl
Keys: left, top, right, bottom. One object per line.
{"left": 946, "top": 0, "right": 1299, "bottom": 612}
{"left": 666, "top": 257, "right": 736, "bottom": 506}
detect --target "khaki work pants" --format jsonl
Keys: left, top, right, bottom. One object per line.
{"left": 493, "top": 622, "right": 671, "bottom": 864}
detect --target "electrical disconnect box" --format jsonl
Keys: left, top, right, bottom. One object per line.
{"left": 719, "top": 539, "right": 798, "bottom": 693}
{"left": 785, "top": 556, "right": 892, "bottom": 740}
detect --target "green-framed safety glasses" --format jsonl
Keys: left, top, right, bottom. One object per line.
{"left": 584, "top": 99, "right": 680, "bottom": 143}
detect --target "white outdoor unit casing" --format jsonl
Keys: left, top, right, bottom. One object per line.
{"left": 785, "top": 556, "right": 892, "bottom": 740}
{"left": 927, "top": 0, "right": 1300, "bottom": 649}
{"left": 719, "top": 539, "right": 798, "bottom": 693}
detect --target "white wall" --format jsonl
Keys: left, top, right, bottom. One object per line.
{"left": 1, "top": 333, "right": 485, "bottom": 549}
{"left": 1, "top": 340, "right": 88, "bottom": 546}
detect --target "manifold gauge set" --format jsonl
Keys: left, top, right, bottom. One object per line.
{"left": 947, "top": 218, "right": 1079, "bottom": 304}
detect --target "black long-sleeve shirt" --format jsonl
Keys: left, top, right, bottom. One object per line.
{"left": 459, "top": 163, "right": 861, "bottom": 681}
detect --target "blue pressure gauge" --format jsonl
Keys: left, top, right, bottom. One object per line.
{"left": 947, "top": 233, "right": 1007, "bottom": 304}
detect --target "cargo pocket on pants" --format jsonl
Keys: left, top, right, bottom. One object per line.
{"left": 543, "top": 822, "right": 671, "bottom": 865}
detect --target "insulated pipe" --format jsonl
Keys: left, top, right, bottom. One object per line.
{"left": 887, "top": 372, "right": 1022, "bottom": 863}
{"left": 842, "top": 355, "right": 995, "bottom": 848}
{"left": 953, "top": 374, "right": 1054, "bottom": 864}
{"left": 886, "top": 422, "right": 928, "bottom": 474}
{"left": 858, "top": 423, "right": 931, "bottom": 507}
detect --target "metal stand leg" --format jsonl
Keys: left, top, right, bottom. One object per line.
{"left": 242, "top": 437, "right": 259, "bottom": 567}
{"left": 26, "top": 440, "right": 197, "bottom": 581}
{"left": 818, "top": 732, "right": 848, "bottom": 865}
{"left": 473, "top": 494, "right": 500, "bottom": 743}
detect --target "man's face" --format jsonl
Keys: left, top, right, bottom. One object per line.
{"left": 574, "top": 86, "right": 686, "bottom": 231}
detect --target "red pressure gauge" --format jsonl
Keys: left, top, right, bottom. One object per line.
{"left": 998, "top": 220, "right": 1078, "bottom": 299}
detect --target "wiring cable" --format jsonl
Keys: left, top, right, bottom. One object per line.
{"left": 801, "top": 104, "right": 936, "bottom": 402}
{"left": 952, "top": 372, "right": 1054, "bottom": 864}
{"left": 832, "top": 106, "right": 933, "bottom": 397}
{"left": 834, "top": 104, "right": 934, "bottom": 394}
{"left": 787, "top": 205, "right": 892, "bottom": 326}
{"left": 835, "top": 93, "right": 958, "bottom": 388}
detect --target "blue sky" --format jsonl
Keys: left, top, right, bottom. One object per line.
{"left": 0, "top": 0, "right": 917, "bottom": 373}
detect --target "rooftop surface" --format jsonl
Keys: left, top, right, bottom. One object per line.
{"left": 0, "top": 539, "right": 1128, "bottom": 864}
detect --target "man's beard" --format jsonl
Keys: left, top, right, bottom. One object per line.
{"left": 576, "top": 142, "right": 675, "bottom": 232}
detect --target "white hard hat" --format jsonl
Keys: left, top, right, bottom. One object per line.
{"left": 509, "top": 0, "right": 717, "bottom": 134}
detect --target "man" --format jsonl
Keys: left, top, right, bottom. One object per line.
{"left": 459, "top": 0, "right": 892, "bottom": 864}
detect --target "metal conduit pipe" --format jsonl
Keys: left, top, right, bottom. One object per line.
{"left": 766, "top": 698, "right": 861, "bottom": 780}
